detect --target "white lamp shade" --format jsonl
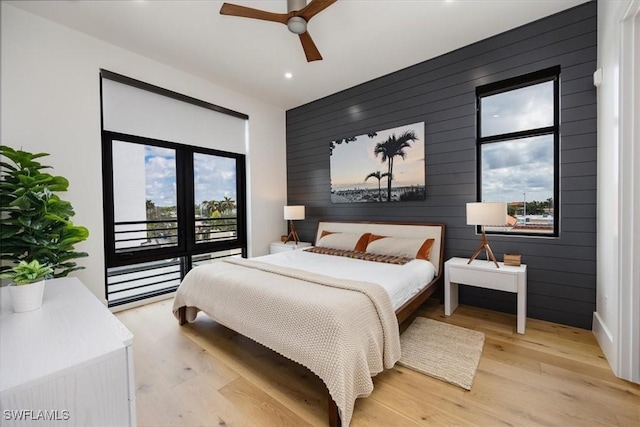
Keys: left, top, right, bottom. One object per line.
{"left": 466, "top": 202, "right": 507, "bottom": 226}
{"left": 284, "top": 205, "right": 305, "bottom": 220}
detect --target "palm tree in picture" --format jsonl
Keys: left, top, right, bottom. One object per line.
{"left": 374, "top": 130, "right": 419, "bottom": 201}
{"left": 364, "top": 171, "right": 391, "bottom": 202}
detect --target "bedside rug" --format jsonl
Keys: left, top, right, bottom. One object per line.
{"left": 398, "top": 317, "right": 485, "bottom": 390}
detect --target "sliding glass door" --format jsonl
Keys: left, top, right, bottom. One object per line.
{"left": 102, "top": 132, "right": 246, "bottom": 307}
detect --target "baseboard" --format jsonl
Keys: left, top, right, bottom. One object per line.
{"left": 109, "top": 291, "right": 176, "bottom": 313}
{"left": 592, "top": 311, "right": 617, "bottom": 374}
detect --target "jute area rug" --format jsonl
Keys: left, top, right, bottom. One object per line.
{"left": 398, "top": 317, "right": 485, "bottom": 390}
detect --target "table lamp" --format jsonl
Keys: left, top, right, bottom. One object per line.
{"left": 283, "top": 205, "right": 305, "bottom": 245}
{"left": 466, "top": 202, "right": 507, "bottom": 268}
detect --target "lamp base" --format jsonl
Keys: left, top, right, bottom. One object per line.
{"left": 283, "top": 220, "right": 300, "bottom": 245}
{"left": 468, "top": 228, "right": 499, "bottom": 268}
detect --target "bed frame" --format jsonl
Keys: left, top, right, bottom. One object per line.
{"left": 178, "top": 220, "right": 445, "bottom": 427}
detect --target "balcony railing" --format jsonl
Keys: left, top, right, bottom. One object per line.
{"left": 107, "top": 258, "right": 182, "bottom": 306}
{"left": 114, "top": 216, "right": 238, "bottom": 252}
{"left": 108, "top": 216, "right": 241, "bottom": 306}
{"left": 194, "top": 217, "right": 238, "bottom": 244}
{"left": 107, "top": 247, "right": 243, "bottom": 307}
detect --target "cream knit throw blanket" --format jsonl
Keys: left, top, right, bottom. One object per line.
{"left": 173, "top": 258, "right": 401, "bottom": 426}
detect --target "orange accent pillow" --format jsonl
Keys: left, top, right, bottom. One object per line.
{"left": 354, "top": 233, "right": 371, "bottom": 252}
{"left": 416, "top": 238, "right": 435, "bottom": 261}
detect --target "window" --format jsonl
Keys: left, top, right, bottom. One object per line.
{"left": 100, "top": 70, "right": 249, "bottom": 307}
{"left": 476, "top": 66, "right": 560, "bottom": 236}
{"left": 102, "top": 133, "right": 246, "bottom": 306}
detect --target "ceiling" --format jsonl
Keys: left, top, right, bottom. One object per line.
{"left": 8, "top": 0, "right": 590, "bottom": 110}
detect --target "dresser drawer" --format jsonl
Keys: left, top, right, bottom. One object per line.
{"left": 449, "top": 265, "right": 518, "bottom": 293}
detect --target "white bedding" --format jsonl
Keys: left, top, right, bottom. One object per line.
{"left": 253, "top": 247, "right": 436, "bottom": 310}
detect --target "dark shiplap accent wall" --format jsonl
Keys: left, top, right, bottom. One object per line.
{"left": 285, "top": 2, "right": 597, "bottom": 329}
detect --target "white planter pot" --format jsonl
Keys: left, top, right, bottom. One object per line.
{"left": 9, "top": 280, "right": 45, "bottom": 313}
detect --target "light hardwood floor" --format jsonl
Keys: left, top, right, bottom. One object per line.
{"left": 116, "top": 298, "right": 640, "bottom": 426}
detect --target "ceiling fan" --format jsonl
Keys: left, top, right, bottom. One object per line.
{"left": 220, "top": 0, "right": 337, "bottom": 62}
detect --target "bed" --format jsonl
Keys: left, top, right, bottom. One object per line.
{"left": 173, "top": 221, "right": 445, "bottom": 426}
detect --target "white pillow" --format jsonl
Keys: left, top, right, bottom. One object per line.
{"left": 366, "top": 236, "right": 435, "bottom": 261}
{"left": 316, "top": 232, "right": 370, "bottom": 252}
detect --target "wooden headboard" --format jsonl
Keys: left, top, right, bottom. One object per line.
{"left": 315, "top": 221, "right": 445, "bottom": 276}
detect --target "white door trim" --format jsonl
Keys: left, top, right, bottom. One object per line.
{"left": 617, "top": 0, "right": 640, "bottom": 383}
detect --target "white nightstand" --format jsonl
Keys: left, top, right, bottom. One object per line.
{"left": 269, "top": 241, "right": 312, "bottom": 254}
{"left": 444, "top": 257, "right": 527, "bottom": 334}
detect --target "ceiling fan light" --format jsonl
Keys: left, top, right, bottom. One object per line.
{"left": 287, "top": 16, "right": 307, "bottom": 34}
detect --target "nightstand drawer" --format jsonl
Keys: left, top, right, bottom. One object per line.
{"left": 449, "top": 265, "right": 518, "bottom": 293}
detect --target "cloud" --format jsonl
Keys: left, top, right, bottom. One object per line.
{"left": 144, "top": 148, "right": 237, "bottom": 207}
{"left": 145, "top": 146, "right": 174, "bottom": 158}
{"left": 193, "top": 154, "right": 237, "bottom": 204}
{"left": 481, "top": 135, "right": 554, "bottom": 202}
{"left": 482, "top": 80, "right": 554, "bottom": 137}
{"left": 145, "top": 154, "right": 177, "bottom": 207}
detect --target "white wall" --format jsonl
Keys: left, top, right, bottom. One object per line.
{"left": 112, "top": 142, "right": 146, "bottom": 251}
{"left": 1, "top": 3, "right": 287, "bottom": 303}
{"left": 594, "top": 0, "right": 639, "bottom": 383}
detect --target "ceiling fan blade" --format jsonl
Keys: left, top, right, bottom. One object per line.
{"left": 220, "top": 3, "right": 289, "bottom": 25}
{"left": 299, "top": 31, "right": 322, "bottom": 62}
{"left": 297, "top": 0, "right": 337, "bottom": 21}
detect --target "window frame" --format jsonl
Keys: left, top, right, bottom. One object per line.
{"left": 101, "top": 132, "right": 247, "bottom": 304}
{"left": 475, "top": 66, "right": 560, "bottom": 237}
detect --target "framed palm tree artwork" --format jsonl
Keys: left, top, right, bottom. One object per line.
{"left": 330, "top": 122, "right": 426, "bottom": 203}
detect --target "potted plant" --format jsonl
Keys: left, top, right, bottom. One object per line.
{"left": 0, "top": 145, "right": 89, "bottom": 311}
{"left": 0, "top": 260, "right": 53, "bottom": 312}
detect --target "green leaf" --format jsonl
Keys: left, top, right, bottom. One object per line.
{"left": 17, "top": 216, "right": 32, "bottom": 228}
{"left": 0, "top": 259, "right": 53, "bottom": 284}
{"left": 1, "top": 145, "right": 88, "bottom": 277}
{"left": 56, "top": 251, "right": 88, "bottom": 262}
{"left": 17, "top": 174, "right": 36, "bottom": 187}
{"left": 47, "top": 176, "right": 69, "bottom": 192}
{"left": 0, "top": 161, "right": 18, "bottom": 172}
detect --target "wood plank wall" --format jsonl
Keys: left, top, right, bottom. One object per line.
{"left": 285, "top": 2, "right": 597, "bottom": 329}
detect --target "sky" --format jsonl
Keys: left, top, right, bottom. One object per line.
{"left": 144, "top": 146, "right": 236, "bottom": 207}
{"left": 330, "top": 122, "right": 425, "bottom": 191}
{"left": 481, "top": 135, "right": 554, "bottom": 203}
{"left": 480, "top": 80, "right": 554, "bottom": 203}
{"left": 481, "top": 80, "right": 554, "bottom": 137}
{"left": 193, "top": 153, "right": 236, "bottom": 205}
{"left": 144, "top": 146, "right": 176, "bottom": 207}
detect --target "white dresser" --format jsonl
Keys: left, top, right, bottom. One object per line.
{"left": 0, "top": 277, "right": 135, "bottom": 426}
{"left": 269, "top": 241, "right": 312, "bottom": 254}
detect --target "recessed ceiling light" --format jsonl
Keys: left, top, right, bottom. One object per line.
{"left": 285, "top": 72, "right": 293, "bottom": 79}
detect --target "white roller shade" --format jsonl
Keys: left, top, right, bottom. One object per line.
{"left": 101, "top": 77, "right": 246, "bottom": 154}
